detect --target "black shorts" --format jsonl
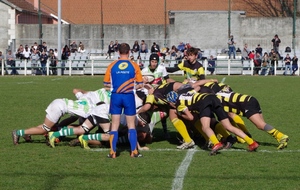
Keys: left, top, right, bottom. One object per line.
{"left": 244, "top": 97, "right": 262, "bottom": 118}
{"left": 198, "top": 95, "right": 228, "bottom": 121}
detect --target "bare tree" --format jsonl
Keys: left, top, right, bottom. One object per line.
{"left": 240, "top": 0, "right": 294, "bottom": 17}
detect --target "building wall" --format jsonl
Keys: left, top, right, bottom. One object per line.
{"left": 0, "top": 3, "right": 11, "bottom": 52}
{"left": 11, "top": 12, "right": 300, "bottom": 53}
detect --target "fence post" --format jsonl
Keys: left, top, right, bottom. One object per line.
{"left": 203, "top": 59, "right": 208, "bottom": 76}
{"left": 274, "top": 62, "right": 277, "bottom": 76}
{"left": 69, "top": 60, "right": 72, "bottom": 76}
{"left": 91, "top": 59, "right": 94, "bottom": 76}
{"left": 250, "top": 59, "right": 254, "bottom": 76}
{"left": 47, "top": 60, "right": 49, "bottom": 76}
{"left": 24, "top": 60, "right": 27, "bottom": 76}
{"left": 227, "top": 59, "right": 230, "bottom": 76}
{"left": 1, "top": 59, "right": 4, "bottom": 76}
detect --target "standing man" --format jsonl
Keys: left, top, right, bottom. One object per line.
{"left": 227, "top": 35, "right": 236, "bottom": 59}
{"left": 6, "top": 50, "right": 17, "bottom": 75}
{"left": 271, "top": 34, "right": 281, "bottom": 53}
{"left": 104, "top": 43, "right": 144, "bottom": 158}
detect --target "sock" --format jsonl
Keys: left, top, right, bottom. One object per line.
{"left": 128, "top": 129, "right": 137, "bottom": 152}
{"left": 53, "top": 128, "right": 74, "bottom": 138}
{"left": 16, "top": 130, "right": 25, "bottom": 136}
{"left": 265, "top": 126, "right": 284, "bottom": 141}
{"left": 214, "top": 122, "right": 230, "bottom": 139}
{"left": 232, "top": 114, "right": 250, "bottom": 134}
{"left": 161, "top": 118, "right": 168, "bottom": 133}
{"left": 172, "top": 118, "right": 192, "bottom": 143}
{"left": 208, "top": 134, "right": 219, "bottom": 146}
{"left": 83, "top": 133, "right": 102, "bottom": 141}
{"left": 109, "top": 131, "right": 118, "bottom": 153}
{"left": 243, "top": 135, "right": 254, "bottom": 145}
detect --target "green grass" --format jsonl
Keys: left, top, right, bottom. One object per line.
{"left": 0, "top": 75, "right": 299, "bottom": 190}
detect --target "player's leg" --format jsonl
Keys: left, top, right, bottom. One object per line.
{"left": 169, "top": 109, "right": 195, "bottom": 149}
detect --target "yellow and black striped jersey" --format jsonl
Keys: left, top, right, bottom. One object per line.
{"left": 200, "top": 82, "right": 233, "bottom": 94}
{"left": 176, "top": 92, "right": 212, "bottom": 114}
{"left": 216, "top": 91, "right": 252, "bottom": 116}
{"left": 178, "top": 60, "right": 205, "bottom": 81}
{"left": 145, "top": 82, "right": 175, "bottom": 105}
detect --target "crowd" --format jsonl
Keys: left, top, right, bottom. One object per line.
{"left": 229, "top": 34, "right": 298, "bottom": 76}
{"left": 12, "top": 43, "right": 289, "bottom": 158}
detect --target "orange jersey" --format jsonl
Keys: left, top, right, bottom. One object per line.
{"left": 104, "top": 59, "right": 143, "bottom": 93}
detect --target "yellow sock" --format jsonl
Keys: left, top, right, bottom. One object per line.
{"left": 172, "top": 118, "right": 192, "bottom": 143}
{"left": 243, "top": 135, "right": 254, "bottom": 145}
{"left": 208, "top": 134, "right": 220, "bottom": 146}
{"left": 214, "top": 122, "right": 230, "bottom": 139}
{"left": 267, "top": 129, "right": 284, "bottom": 141}
{"left": 232, "top": 114, "right": 250, "bottom": 134}
{"left": 236, "top": 136, "right": 246, "bottom": 144}
{"left": 194, "top": 120, "right": 209, "bottom": 142}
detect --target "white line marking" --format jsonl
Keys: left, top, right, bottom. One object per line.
{"left": 90, "top": 148, "right": 300, "bottom": 153}
{"left": 17, "top": 81, "right": 33, "bottom": 84}
{"left": 171, "top": 148, "right": 196, "bottom": 190}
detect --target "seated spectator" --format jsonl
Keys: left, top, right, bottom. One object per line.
{"left": 16, "top": 45, "right": 24, "bottom": 59}
{"left": 42, "top": 42, "right": 48, "bottom": 52}
{"left": 151, "top": 42, "right": 160, "bottom": 54}
{"left": 253, "top": 52, "right": 262, "bottom": 75}
{"left": 270, "top": 51, "right": 279, "bottom": 75}
{"left": 283, "top": 54, "right": 292, "bottom": 76}
{"left": 177, "top": 42, "right": 185, "bottom": 52}
{"left": 70, "top": 41, "right": 78, "bottom": 53}
{"left": 33, "top": 42, "right": 38, "bottom": 50}
{"left": 6, "top": 50, "right": 17, "bottom": 75}
{"left": 106, "top": 41, "right": 115, "bottom": 59}
{"left": 132, "top": 40, "right": 140, "bottom": 53}
{"left": 23, "top": 45, "right": 31, "bottom": 61}
{"left": 140, "top": 40, "right": 148, "bottom": 53}
{"left": 78, "top": 42, "right": 86, "bottom": 53}
{"left": 208, "top": 55, "right": 216, "bottom": 75}
{"left": 260, "top": 52, "right": 269, "bottom": 76}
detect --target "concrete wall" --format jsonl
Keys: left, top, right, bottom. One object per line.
{"left": 0, "top": 3, "right": 11, "bottom": 52}
{"left": 7, "top": 11, "right": 300, "bottom": 54}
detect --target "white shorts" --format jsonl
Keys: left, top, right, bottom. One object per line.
{"left": 45, "top": 99, "right": 68, "bottom": 123}
{"left": 89, "top": 103, "right": 110, "bottom": 120}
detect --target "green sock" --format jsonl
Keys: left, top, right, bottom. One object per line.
{"left": 16, "top": 130, "right": 25, "bottom": 136}
{"left": 53, "top": 128, "right": 74, "bottom": 138}
{"left": 83, "top": 134, "right": 102, "bottom": 141}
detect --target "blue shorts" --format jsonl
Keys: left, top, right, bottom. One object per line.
{"left": 109, "top": 93, "right": 136, "bottom": 115}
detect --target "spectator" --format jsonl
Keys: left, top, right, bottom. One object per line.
{"left": 132, "top": 40, "right": 140, "bottom": 53}
{"left": 170, "top": 45, "right": 177, "bottom": 57}
{"left": 292, "top": 55, "right": 298, "bottom": 75}
{"left": 249, "top": 50, "right": 255, "bottom": 60}
{"left": 16, "top": 45, "right": 24, "bottom": 59}
{"left": 241, "top": 43, "right": 250, "bottom": 63}
{"left": 177, "top": 42, "right": 185, "bottom": 52}
{"left": 283, "top": 54, "right": 292, "bottom": 76}
{"left": 78, "top": 42, "right": 86, "bottom": 53}
{"left": 260, "top": 52, "right": 269, "bottom": 76}
{"left": 271, "top": 34, "right": 281, "bottom": 53}
{"left": 54, "top": 49, "right": 58, "bottom": 57}
{"left": 227, "top": 35, "right": 236, "bottom": 59}
{"left": 6, "top": 50, "right": 17, "bottom": 75}
{"left": 23, "top": 45, "right": 31, "bottom": 61}
{"left": 42, "top": 41, "right": 48, "bottom": 52}
{"left": 151, "top": 42, "right": 160, "bottom": 54}
{"left": 185, "top": 42, "right": 191, "bottom": 51}
{"left": 140, "top": 40, "right": 148, "bottom": 53}
{"left": 61, "top": 45, "right": 70, "bottom": 75}
{"left": 70, "top": 41, "right": 78, "bottom": 53}
{"left": 30, "top": 49, "right": 40, "bottom": 75}
{"left": 49, "top": 52, "right": 57, "bottom": 75}
{"left": 255, "top": 44, "right": 263, "bottom": 56}
{"left": 208, "top": 55, "right": 216, "bottom": 75}
{"left": 270, "top": 51, "right": 279, "bottom": 75}
{"left": 253, "top": 52, "right": 262, "bottom": 75}
{"left": 33, "top": 42, "right": 38, "bottom": 50}
{"left": 113, "top": 40, "right": 120, "bottom": 52}
{"left": 40, "top": 51, "right": 48, "bottom": 75}
{"left": 106, "top": 41, "right": 115, "bottom": 59}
